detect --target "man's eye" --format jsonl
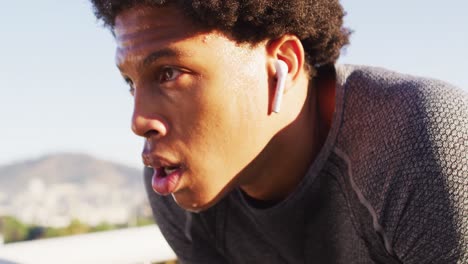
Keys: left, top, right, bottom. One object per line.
{"left": 158, "top": 67, "right": 182, "bottom": 83}
{"left": 124, "top": 77, "right": 135, "bottom": 96}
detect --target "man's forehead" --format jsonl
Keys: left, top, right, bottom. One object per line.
{"left": 114, "top": 20, "right": 216, "bottom": 71}
{"left": 115, "top": 4, "right": 179, "bottom": 27}
{"left": 114, "top": 5, "right": 202, "bottom": 56}
{"left": 114, "top": 5, "right": 201, "bottom": 43}
{"left": 112, "top": 5, "right": 260, "bottom": 71}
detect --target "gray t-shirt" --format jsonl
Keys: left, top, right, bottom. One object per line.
{"left": 144, "top": 64, "right": 468, "bottom": 263}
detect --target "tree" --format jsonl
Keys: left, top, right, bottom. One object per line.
{"left": 65, "top": 219, "right": 90, "bottom": 235}
{"left": 0, "top": 216, "right": 28, "bottom": 243}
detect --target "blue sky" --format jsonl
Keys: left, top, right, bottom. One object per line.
{"left": 1, "top": 0, "right": 467, "bottom": 168}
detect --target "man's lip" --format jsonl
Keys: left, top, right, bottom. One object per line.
{"left": 142, "top": 152, "right": 180, "bottom": 169}
{"left": 151, "top": 166, "right": 184, "bottom": 195}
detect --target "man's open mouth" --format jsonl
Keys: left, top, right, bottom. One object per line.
{"left": 151, "top": 165, "right": 184, "bottom": 195}
{"left": 162, "top": 165, "right": 180, "bottom": 177}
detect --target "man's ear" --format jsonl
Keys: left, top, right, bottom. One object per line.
{"left": 266, "top": 35, "right": 306, "bottom": 114}
{"left": 266, "top": 34, "right": 306, "bottom": 94}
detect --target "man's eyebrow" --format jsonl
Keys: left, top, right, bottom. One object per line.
{"left": 142, "top": 48, "right": 178, "bottom": 67}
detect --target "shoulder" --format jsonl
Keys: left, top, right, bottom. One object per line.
{"left": 336, "top": 64, "right": 467, "bottom": 117}
{"left": 335, "top": 64, "right": 467, "bottom": 160}
{"left": 334, "top": 65, "right": 468, "bottom": 262}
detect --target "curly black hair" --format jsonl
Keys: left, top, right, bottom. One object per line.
{"left": 90, "top": 0, "right": 350, "bottom": 70}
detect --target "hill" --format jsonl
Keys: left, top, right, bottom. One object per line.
{"left": 0, "top": 153, "right": 150, "bottom": 227}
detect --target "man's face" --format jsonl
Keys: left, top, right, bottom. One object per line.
{"left": 115, "top": 5, "right": 277, "bottom": 211}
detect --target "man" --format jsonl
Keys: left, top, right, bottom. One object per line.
{"left": 90, "top": 1, "right": 468, "bottom": 263}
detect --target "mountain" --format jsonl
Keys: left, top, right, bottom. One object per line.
{"left": 0, "top": 153, "right": 151, "bottom": 227}
{"left": 0, "top": 153, "right": 142, "bottom": 196}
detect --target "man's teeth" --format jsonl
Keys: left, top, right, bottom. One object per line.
{"left": 164, "top": 167, "right": 178, "bottom": 175}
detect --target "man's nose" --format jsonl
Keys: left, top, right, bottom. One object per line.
{"left": 131, "top": 96, "right": 168, "bottom": 139}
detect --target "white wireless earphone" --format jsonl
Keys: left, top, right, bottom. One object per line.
{"left": 272, "top": 60, "right": 288, "bottom": 113}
